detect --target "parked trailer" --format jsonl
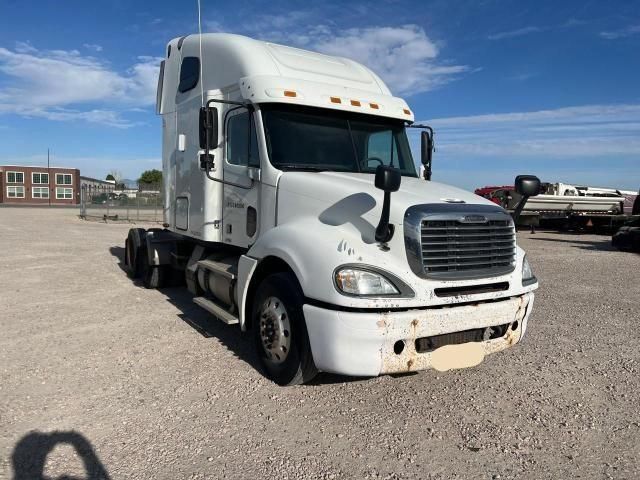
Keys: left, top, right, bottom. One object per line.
{"left": 125, "top": 33, "right": 539, "bottom": 385}
{"left": 476, "top": 183, "right": 639, "bottom": 232}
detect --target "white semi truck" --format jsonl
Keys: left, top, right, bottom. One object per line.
{"left": 124, "top": 33, "right": 540, "bottom": 385}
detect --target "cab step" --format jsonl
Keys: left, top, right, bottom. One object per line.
{"left": 193, "top": 296, "right": 239, "bottom": 325}
{"left": 197, "top": 258, "right": 237, "bottom": 280}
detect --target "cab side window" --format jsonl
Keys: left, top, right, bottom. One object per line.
{"left": 227, "top": 112, "right": 260, "bottom": 167}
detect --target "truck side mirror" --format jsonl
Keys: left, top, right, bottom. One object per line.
{"left": 374, "top": 165, "right": 401, "bottom": 243}
{"left": 420, "top": 128, "right": 434, "bottom": 181}
{"left": 515, "top": 175, "right": 541, "bottom": 197}
{"left": 512, "top": 174, "right": 541, "bottom": 224}
{"left": 199, "top": 106, "right": 218, "bottom": 150}
{"left": 375, "top": 165, "right": 401, "bottom": 192}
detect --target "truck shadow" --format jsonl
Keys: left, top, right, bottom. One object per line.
{"left": 109, "top": 246, "right": 261, "bottom": 372}
{"left": 12, "top": 430, "right": 110, "bottom": 480}
{"left": 319, "top": 193, "right": 377, "bottom": 244}
{"left": 110, "top": 246, "right": 128, "bottom": 273}
{"left": 528, "top": 236, "right": 616, "bottom": 251}
{"left": 109, "top": 246, "right": 373, "bottom": 386}
{"left": 109, "top": 246, "right": 145, "bottom": 288}
{"left": 164, "top": 286, "right": 264, "bottom": 373}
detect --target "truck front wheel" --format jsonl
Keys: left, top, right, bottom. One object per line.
{"left": 252, "top": 273, "right": 318, "bottom": 386}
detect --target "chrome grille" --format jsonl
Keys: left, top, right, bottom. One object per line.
{"left": 420, "top": 219, "right": 516, "bottom": 278}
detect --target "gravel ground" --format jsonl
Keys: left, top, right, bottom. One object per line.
{"left": 1, "top": 207, "right": 639, "bottom": 479}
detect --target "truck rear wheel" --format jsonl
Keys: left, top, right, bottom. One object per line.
{"left": 125, "top": 228, "right": 147, "bottom": 279}
{"left": 252, "top": 273, "right": 318, "bottom": 386}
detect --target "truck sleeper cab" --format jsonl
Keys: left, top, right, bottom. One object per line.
{"left": 125, "top": 33, "right": 539, "bottom": 385}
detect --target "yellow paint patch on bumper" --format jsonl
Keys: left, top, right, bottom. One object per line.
{"left": 430, "top": 342, "right": 486, "bottom": 372}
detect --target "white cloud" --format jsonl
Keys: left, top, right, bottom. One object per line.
{"left": 83, "top": 43, "right": 103, "bottom": 52}
{"left": 416, "top": 104, "right": 640, "bottom": 158}
{"left": 508, "top": 72, "right": 537, "bottom": 82}
{"left": 16, "top": 107, "right": 141, "bottom": 128}
{"left": 487, "top": 26, "right": 542, "bottom": 40}
{"left": 313, "top": 26, "right": 468, "bottom": 96}
{"left": 0, "top": 45, "right": 160, "bottom": 127}
{"left": 204, "top": 20, "right": 225, "bottom": 32}
{"left": 408, "top": 104, "right": 640, "bottom": 190}
{"left": 600, "top": 25, "right": 640, "bottom": 40}
{"left": 230, "top": 18, "right": 469, "bottom": 96}
{"left": 242, "top": 10, "right": 314, "bottom": 34}
{"left": 424, "top": 104, "right": 640, "bottom": 129}
{"left": 14, "top": 41, "right": 38, "bottom": 54}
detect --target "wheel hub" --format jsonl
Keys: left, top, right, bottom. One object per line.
{"left": 259, "top": 296, "right": 291, "bottom": 364}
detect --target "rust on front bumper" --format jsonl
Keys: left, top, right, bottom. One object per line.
{"left": 379, "top": 293, "right": 533, "bottom": 374}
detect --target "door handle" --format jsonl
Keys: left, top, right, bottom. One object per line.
{"left": 247, "top": 168, "right": 261, "bottom": 181}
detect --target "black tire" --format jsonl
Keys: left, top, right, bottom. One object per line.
{"left": 633, "top": 195, "right": 640, "bottom": 216}
{"left": 125, "top": 228, "right": 147, "bottom": 279}
{"left": 252, "top": 273, "right": 318, "bottom": 386}
{"left": 631, "top": 230, "right": 640, "bottom": 253}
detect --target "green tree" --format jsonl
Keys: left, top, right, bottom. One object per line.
{"left": 138, "top": 169, "right": 162, "bottom": 185}
{"left": 106, "top": 173, "right": 125, "bottom": 189}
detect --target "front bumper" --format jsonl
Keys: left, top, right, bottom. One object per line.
{"left": 303, "top": 292, "right": 534, "bottom": 377}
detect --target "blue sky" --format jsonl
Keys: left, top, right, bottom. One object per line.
{"left": 0, "top": 0, "right": 639, "bottom": 190}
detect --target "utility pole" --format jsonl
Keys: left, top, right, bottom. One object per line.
{"left": 47, "top": 148, "right": 51, "bottom": 207}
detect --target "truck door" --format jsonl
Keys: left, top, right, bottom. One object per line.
{"left": 175, "top": 96, "right": 203, "bottom": 233}
{"left": 222, "top": 108, "right": 261, "bottom": 247}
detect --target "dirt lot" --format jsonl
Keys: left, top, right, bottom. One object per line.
{"left": 1, "top": 207, "right": 639, "bottom": 479}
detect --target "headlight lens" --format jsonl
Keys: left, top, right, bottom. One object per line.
{"left": 522, "top": 255, "right": 534, "bottom": 281}
{"left": 335, "top": 268, "right": 400, "bottom": 296}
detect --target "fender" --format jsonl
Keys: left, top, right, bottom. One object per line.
{"left": 145, "top": 229, "right": 176, "bottom": 266}
{"left": 239, "top": 223, "right": 319, "bottom": 331}
{"left": 237, "top": 254, "right": 258, "bottom": 330}
{"left": 242, "top": 217, "right": 406, "bottom": 313}
{"left": 242, "top": 220, "right": 352, "bottom": 319}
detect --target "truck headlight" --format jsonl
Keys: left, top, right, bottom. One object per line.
{"left": 522, "top": 255, "right": 536, "bottom": 285}
{"left": 335, "top": 268, "right": 399, "bottom": 295}
{"left": 334, "top": 263, "right": 418, "bottom": 298}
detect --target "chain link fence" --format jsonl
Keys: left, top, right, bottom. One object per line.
{"left": 80, "top": 183, "right": 164, "bottom": 223}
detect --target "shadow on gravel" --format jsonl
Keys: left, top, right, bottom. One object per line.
{"left": 108, "top": 246, "right": 148, "bottom": 289}
{"left": 529, "top": 236, "right": 616, "bottom": 251}
{"left": 12, "top": 430, "right": 110, "bottom": 480}
{"left": 108, "top": 245, "right": 371, "bottom": 386}
{"left": 109, "top": 246, "right": 128, "bottom": 274}
{"left": 164, "top": 286, "right": 263, "bottom": 371}
{"left": 108, "top": 245, "right": 264, "bottom": 376}
{"left": 164, "top": 289, "right": 376, "bottom": 386}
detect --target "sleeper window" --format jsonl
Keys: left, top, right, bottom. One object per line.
{"left": 178, "top": 57, "right": 200, "bottom": 93}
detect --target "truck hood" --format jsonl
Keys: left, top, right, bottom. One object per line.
{"left": 277, "top": 171, "right": 498, "bottom": 226}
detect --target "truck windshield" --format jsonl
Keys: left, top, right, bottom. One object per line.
{"left": 261, "top": 104, "right": 418, "bottom": 177}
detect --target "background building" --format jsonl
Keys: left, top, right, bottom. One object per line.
{"left": 0, "top": 165, "right": 80, "bottom": 205}
{"left": 79, "top": 175, "right": 118, "bottom": 205}
{"left": 80, "top": 176, "right": 116, "bottom": 193}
